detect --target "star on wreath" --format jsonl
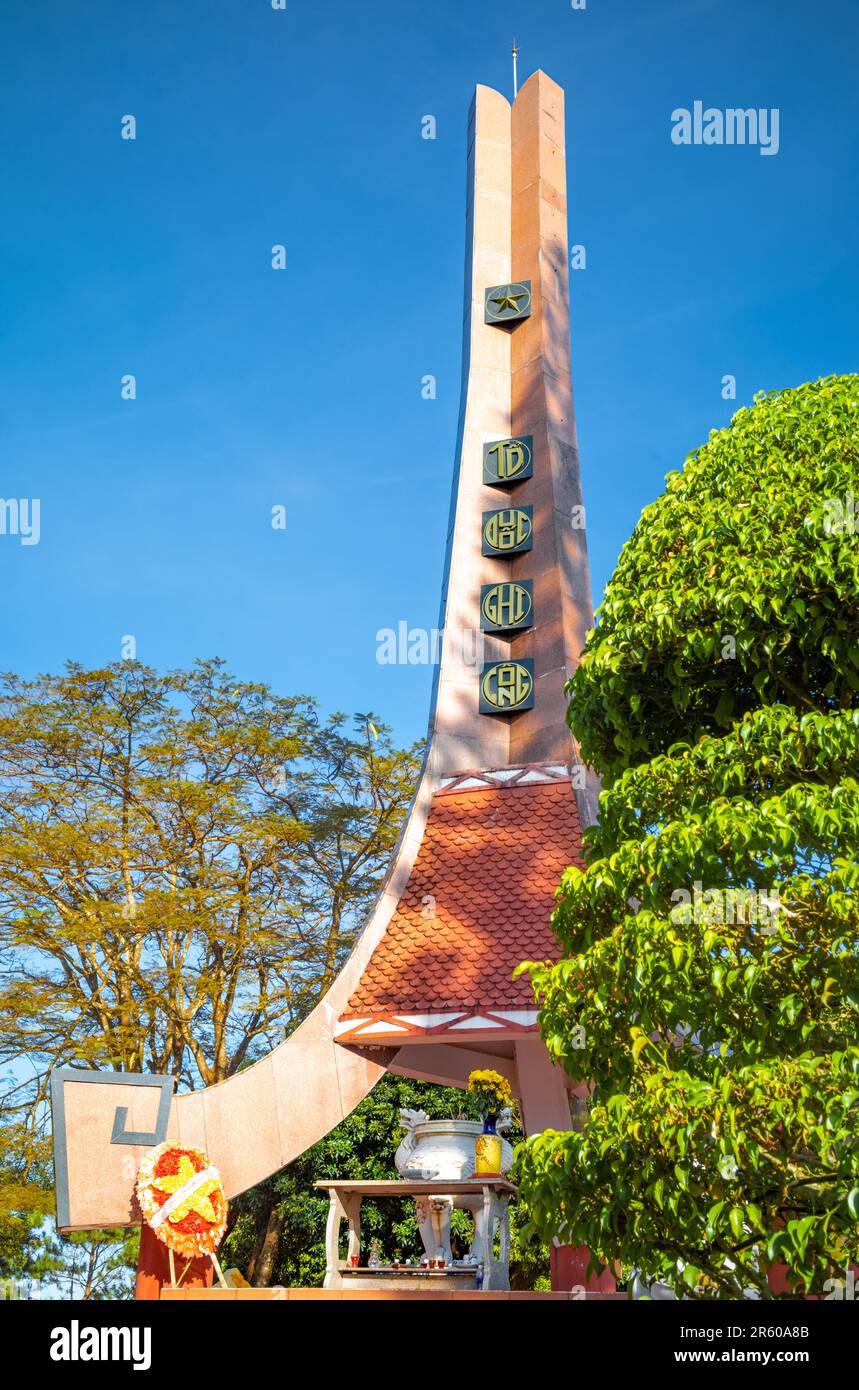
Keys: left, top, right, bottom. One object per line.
{"left": 153, "top": 1155, "right": 220, "bottom": 1223}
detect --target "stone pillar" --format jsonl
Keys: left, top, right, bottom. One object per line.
{"left": 134, "top": 1221, "right": 213, "bottom": 1301}
{"left": 514, "top": 1038, "right": 615, "bottom": 1294}
{"left": 428, "top": 71, "right": 596, "bottom": 779}
{"left": 514, "top": 1036, "right": 571, "bottom": 1133}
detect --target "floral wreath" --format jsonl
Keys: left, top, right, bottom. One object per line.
{"left": 137, "top": 1141, "right": 227, "bottom": 1260}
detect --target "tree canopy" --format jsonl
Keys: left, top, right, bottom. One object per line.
{"left": 518, "top": 377, "right": 859, "bottom": 1298}
{"left": 0, "top": 659, "right": 421, "bottom": 1282}
{"left": 572, "top": 374, "right": 859, "bottom": 780}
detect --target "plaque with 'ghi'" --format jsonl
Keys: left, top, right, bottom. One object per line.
{"left": 479, "top": 580, "right": 533, "bottom": 633}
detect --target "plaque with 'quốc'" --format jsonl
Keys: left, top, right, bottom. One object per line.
{"left": 482, "top": 506, "right": 533, "bottom": 556}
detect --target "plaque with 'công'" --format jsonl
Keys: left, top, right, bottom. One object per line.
{"left": 479, "top": 659, "right": 535, "bottom": 714}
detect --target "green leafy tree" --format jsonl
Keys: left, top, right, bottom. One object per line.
{"left": 29, "top": 1228, "right": 139, "bottom": 1301}
{"left": 518, "top": 377, "right": 859, "bottom": 1298}
{"left": 0, "top": 1119, "right": 135, "bottom": 1298}
{"left": 0, "top": 1121, "right": 48, "bottom": 1284}
{"left": 0, "top": 659, "right": 421, "bottom": 1290}
{"left": 222, "top": 1074, "right": 549, "bottom": 1290}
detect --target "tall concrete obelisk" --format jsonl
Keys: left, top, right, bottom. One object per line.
{"left": 429, "top": 71, "right": 594, "bottom": 779}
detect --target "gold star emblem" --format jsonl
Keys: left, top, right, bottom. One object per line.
{"left": 153, "top": 1155, "right": 219, "bottom": 1224}
{"left": 490, "top": 289, "right": 527, "bottom": 315}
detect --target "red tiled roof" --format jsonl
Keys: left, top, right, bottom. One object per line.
{"left": 343, "top": 779, "right": 584, "bottom": 1016}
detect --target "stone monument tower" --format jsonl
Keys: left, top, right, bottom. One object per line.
{"left": 51, "top": 69, "right": 609, "bottom": 1295}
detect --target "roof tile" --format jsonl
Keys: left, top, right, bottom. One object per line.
{"left": 343, "top": 780, "right": 584, "bottom": 1016}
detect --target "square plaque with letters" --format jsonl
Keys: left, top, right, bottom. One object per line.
{"left": 479, "top": 658, "right": 535, "bottom": 714}
{"left": 483, "top": 436, "right": 533, "bottom": 487}
{"left": 479, "top": 580, "right": 533, "bottom": 634}
{"left": 482, "top": 505, "right": 533, "bottom": 557}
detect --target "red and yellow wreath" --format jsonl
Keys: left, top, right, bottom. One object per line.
{"left": 136, "top": 1141, "right": 227, "bottom": 1259}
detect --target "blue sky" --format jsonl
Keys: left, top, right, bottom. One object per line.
{"left": 2, "top": 0, "right": 857, "bottom": 749}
